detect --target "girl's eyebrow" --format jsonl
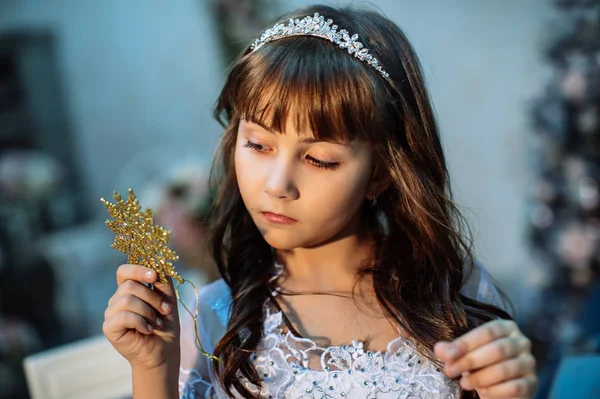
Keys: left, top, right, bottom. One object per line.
{"left": 244, "top": 119, "right": 277, "bottom": 133}
{"left": 244, "top": 120, "right": 348, "bottom": 146}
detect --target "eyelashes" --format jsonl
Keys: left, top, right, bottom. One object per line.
{"left": 243, "top": 141, "right": 267, "bottom": 152}
{"left": 306, "top": 155, "right": 340, "bottom": 170}
{"left": 243, "top": 141, "right": 340, "bottom": 171}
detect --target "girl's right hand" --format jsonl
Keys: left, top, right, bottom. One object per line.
{"left": 103, "top": 264, "right": 181, "bottom": 371}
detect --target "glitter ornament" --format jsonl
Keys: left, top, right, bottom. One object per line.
{"left": 101, "top": 189, "right": 182, "bottom": 285}
{"left": 101, "top": 188, "right": 221, "bottom": 362}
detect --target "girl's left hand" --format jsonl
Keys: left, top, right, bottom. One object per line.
{"left": 434, "top": 319, "right": 537, "bottom": 399}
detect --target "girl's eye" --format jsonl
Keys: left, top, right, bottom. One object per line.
{"left": 306, "top": 155, "right": 340, "bottom": 170}
{"left": 243, "top": 141, "right": 339, "bottom": 170}
{"left": 243, "top": 141, "right": 268, "bottom": 152}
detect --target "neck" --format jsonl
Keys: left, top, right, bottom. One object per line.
{"left": 275, "top": 220, "right": 374, "bottom": 294}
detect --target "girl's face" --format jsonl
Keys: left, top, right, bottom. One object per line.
{"left": 235, "top": 118, "right": 376, "bottom": 250}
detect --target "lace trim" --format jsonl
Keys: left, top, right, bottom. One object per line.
{"left": 179, "top": 367, "right": 215, "bottom": 399}
{"left": 238, "top": 304, "right": 461, "bottom": 398}
{"left": 178, "top": 301, "right": 461, "bottom": 398}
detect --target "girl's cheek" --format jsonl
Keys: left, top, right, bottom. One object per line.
{"left": 236, "top": 151, "right": 265, "bottom": 184}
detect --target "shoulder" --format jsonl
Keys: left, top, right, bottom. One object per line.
{"left": 178, "top": 279, "right": 232, "bottom": 397}
{"left": 179, "top": 278, "right": 232, "bottom": 356}
{"left": 197, "top": 278, "right": 231, "bottom": 306}
{"left": 196, "top": 278, "right": 232, "bottom": 329}
{"left": 460, "top": 260, "right": 486, "bottom": 296}
{"left": 460, "top": 260, "right": 509, "bottom": 313}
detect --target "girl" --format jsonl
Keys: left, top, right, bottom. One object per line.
{"left": 103, "top": 5, "right": 537, "bottom": 399}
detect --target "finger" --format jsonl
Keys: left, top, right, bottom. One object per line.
{"left": 116, "top": 263, "right": 177, "bottom": 303}
{"left": 443, "top": 334, "right": 531, "bottom": 378}
{"left": 108, "top": 279, "right": 173, "bottom": 317}
{"left": 103, "top": 310, "right": 155, "bottom": 338}
{"left": 473, "top": 375, "right": 538, "bottom": 398}
{"left": 434, "top": 319, "right": 517, "bottom": 362}
{"left": 105, "top": 293, "right": 164, "bottom": 330}
{"left": 116, "top": 264, "right": 158, "bottom": 286}
{"left": 149, "top": 271, "right": 177, "bottom": 301}
{"left": 458, "top": 354, "right": 536, "bottom": 391}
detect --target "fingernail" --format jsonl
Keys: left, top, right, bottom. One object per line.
{"left": 145, "top": 270, "right": 153, "bottom": 280}
{"left": 156, "top": 317, "right": 163, "bottom": 327}
{"left": 161, "top": 301, "right": 170, "bottom": 312}
{"left": 147, "top": 323, "right": 153, "bottom": 332}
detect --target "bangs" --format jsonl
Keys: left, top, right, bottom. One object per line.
{"left": 223, "top": 37, "right": 387, "bottom": 142}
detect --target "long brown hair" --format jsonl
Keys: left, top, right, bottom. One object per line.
{"left": 207, "top": 5, "right": 511, "bottom": 397}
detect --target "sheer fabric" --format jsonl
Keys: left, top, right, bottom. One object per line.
{"left": 179, "top": 262, "right": 506, "bottom": 398}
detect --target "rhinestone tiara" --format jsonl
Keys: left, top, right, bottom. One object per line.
{"left": 249, "top": 12, "right": 391, "bottom": 82}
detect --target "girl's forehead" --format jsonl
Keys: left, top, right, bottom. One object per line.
{"left": 241, "top": 117, "right": 311, "bottom": 135}
{"left": 240, "top": 117, "right": 350, "bottom": 145}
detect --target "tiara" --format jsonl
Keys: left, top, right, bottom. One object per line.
{"left": 249, "top": 13, "right": 391, "bottom": 82}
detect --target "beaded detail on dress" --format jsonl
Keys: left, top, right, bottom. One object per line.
{"left": 239, "top": 304, "right": 460, "bottom": 398}
{"left": 180, "top": 301, "right": 461, "bottom": 398}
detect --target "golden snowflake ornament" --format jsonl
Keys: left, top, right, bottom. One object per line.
{"left": 100, "top": 188, "right": 222, "bottom": 363}
{"left": 101, "top": 188, "right": 183, "bottom": 285}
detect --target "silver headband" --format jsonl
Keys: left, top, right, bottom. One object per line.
{"left": 249, "top": 13, "right": 391, "bottom": 82}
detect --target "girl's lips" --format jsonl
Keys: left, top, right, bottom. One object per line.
{"left": 261, "top": 212, "right": 298, "bottom": 224}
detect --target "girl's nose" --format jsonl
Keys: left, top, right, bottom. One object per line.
{"left": 264, "top": 158, "right": 299, "bottom": 200}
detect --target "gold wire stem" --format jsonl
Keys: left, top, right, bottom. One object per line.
{"left": 176, "top": 278, "right": 223, "bottom": 362}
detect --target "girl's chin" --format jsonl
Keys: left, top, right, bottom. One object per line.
{"left": 261, "top": 232, "right": 331, "bottom": 251}
{"left": 260, "top": 231, "right": 311, "bottom": 250}
{"left": 262, "top": 236, "right": 304, "bottom": 251}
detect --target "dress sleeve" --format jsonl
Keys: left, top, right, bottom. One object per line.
{"left": 460, "top": 260, "right": 511, "bottom": 316}
{"left": 178, "top": 279, "right": 231, "bottom": 399}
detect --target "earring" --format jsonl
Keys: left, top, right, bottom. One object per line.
{"left": 372, "top": 195, "right": 377, "bottom": 207}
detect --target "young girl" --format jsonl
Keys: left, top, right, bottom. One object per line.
{"left": 103, "top": 5, "right": 537, "bottom": 399}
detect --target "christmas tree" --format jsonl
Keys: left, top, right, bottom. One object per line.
{"left": 526, "top": 0, "right": 600, "bottom": 396}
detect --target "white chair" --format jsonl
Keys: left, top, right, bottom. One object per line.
{"left": 23, "top": 335, "right": 132, "bottom": 399}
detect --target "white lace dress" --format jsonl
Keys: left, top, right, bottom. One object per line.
{"left": 178, "top": 263, "right": 507, "bottom": 398}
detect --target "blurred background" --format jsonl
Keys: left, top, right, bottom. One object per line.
{"left": 0, "top": 0, "right": 599, "bottom": 398}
